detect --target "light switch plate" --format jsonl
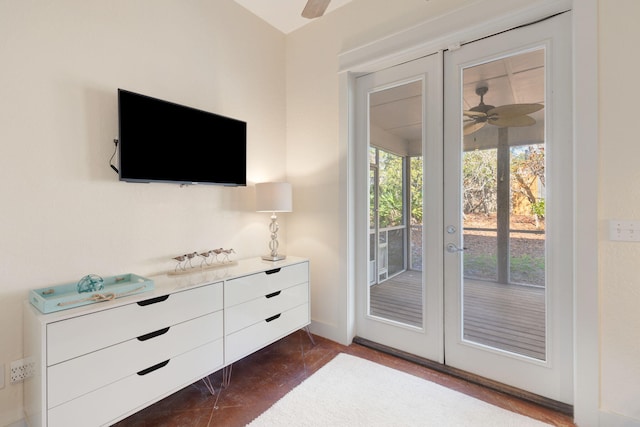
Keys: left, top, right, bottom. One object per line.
{"left": 609, "top": 220, "right": 640, "bottom": 241}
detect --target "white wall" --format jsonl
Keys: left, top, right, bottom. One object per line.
{"left": 598, "top": 1, "right": 640, "bottom": 424}
{"left": 0, "top": 1, "right": 286, "bottom": 424}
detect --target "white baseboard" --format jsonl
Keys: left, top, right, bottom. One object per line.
{"left": 600, "top": 410, "right": 640, "bottom": 427}
{"left": 308, "top": 320, "right": 351, "bottom": 346}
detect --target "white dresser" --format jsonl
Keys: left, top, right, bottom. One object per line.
{"left": 23, "top": 257, "right": 310, "bottom": 427}
{"left": 224, "top": 261, "right": 310, "bottom": 364}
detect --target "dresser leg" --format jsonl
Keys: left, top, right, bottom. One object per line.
{"left": 201, "top": 375, "right": 216, "bottom": 396}
{"left": 222, "top": 364, "right": 233, "bottom": 388}
{"left": 303, "top": 326, "right": 316, "bottom": 346}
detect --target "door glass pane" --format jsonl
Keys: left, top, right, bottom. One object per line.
{"left": 461, "top": 48, "right": 546, "bottom": 360}
{"left": 368, "top": 81, "right": 423, "bottom": 328}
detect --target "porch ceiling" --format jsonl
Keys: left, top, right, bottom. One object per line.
{"left": 369, "top": 49, "right": 545, "bottom": 151}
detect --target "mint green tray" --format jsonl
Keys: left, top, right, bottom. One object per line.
{"left": 29, "top": 274, "right": 154, "bottom": 314}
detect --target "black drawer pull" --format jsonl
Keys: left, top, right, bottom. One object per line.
{"left": 137, "top": 295, "right": 169, "bottom": 306}
{"left": 137, "top": 360, "right": 170, "bottom": 376}
{"left": 265, "top": 268, "right": 281, "bottom": 275}
{"left": 265, "top": 313, "right": 281, "bottom": 323}
{"left": 265, "top": 291, "right": 281, "bottom": 299}
{"left": 137, "top": 327, "right": 170, "bottom": 341}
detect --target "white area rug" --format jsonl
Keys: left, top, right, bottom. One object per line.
{"left": 247, "top": 353, "right": 551, "bottom": 427}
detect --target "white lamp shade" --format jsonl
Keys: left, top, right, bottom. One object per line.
{"left": 256, "top": 182, "right": 292, "bottom": 212}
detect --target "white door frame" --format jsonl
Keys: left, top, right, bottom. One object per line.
{"left": 337, "top": 0, "right": 598, "bottom": 425}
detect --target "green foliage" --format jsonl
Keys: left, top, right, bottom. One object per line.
{"left": 377, "top": 150, "right": 404, "bottom": 228}
{"left": 372, "top": 144, "right": 546, "bottom": 227}
{"left": 511, "top": 145, "right": 545, "bottom": 221}
{"left": 373, "top": 151, "right": 424, "bottom": 227}
{"left": 370, "top": 147, "right": 422, "bottom": 274}
{"left": 462, "top": 149, "right": 497, "bottom": 214}
{"left": 463, "top": 253, "right": 497, "bottom": 278}
{"left": 531, "top": 199, "right": 545, "bottom": 218}
{"left": 410, "top": 157, "right": 423, "bottom": 224}
{"left": 464, "top": 253, "right": 545, "bottom": 287}
{"left": 509, "top": 254, "right": 545, "bottom": 286}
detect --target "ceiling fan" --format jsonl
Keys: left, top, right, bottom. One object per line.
{"left": 302, "top": 0, "right": 331, "bottom": 19}
{"left": 463, "top": 86, "right": 544, "bottom": 136}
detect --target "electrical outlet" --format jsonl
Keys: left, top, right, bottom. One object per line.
{"left": 10, "top": 358, "right": 34, "bottom": 383}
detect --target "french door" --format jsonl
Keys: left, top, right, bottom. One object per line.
{"left": 355, "top": 11, "right": 573, "bottom": 403}
{"left": 355, "top": 53, "right": 444, "bottom": 363}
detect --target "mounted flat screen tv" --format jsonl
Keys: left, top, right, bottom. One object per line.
{"left": 117, "top": 89, "right": 247, "bottom": 186}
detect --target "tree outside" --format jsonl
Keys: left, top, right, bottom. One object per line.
{"left": 376, "top": 144, "right": 546, "bottom": 286}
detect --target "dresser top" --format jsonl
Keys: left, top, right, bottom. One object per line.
{"left": 153, "top": 256, "right": 308, "bottom": 291}
{"left": 26, "top": 256, "right": 308, "bottom": 323}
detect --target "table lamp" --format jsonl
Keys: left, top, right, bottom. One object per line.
{"left": 256, "top": 182, "right": 292, "bottom": 261}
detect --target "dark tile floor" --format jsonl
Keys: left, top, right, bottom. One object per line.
{"left": 113, "top": 330, "right": 576, "bottom": 426}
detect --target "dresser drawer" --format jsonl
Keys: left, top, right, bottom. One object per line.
{"left": 47, "top": 339, "right": 223, "bottom": 427}
{"left": 48, "top": 310, "right": 223, "bottom": 409}
{"left": 47, "top": 282, "right": 223, "bottom": 366}
{"left": 225, "top": 282, "right": 308, "bottom": 335}
{"left": 225, "top": 262, "right": 308, "bottom": 307}
{"left": 225, "top": 303, "right": 309, "bottom": 364}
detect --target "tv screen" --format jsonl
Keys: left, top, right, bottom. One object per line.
{"left": 117, "top": 89, "right": 247, "bottom": 186}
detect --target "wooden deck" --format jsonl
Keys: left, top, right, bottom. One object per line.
{"left": 370, "top": 270, "right": 424, "bottom": 328}
{"left": 369, "top": 270, "right": 546, "bottom": 360}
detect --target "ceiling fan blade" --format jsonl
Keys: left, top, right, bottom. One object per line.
{"left": 464, "top": 110, "right": 486, "bottom": 118}
{"left": 489, "top": 115, "right": 536, "bottom": 127}
{"left": 302, "top": 0, "right": 331, "bottom": 19}
{"left": 464, "top": 121, "right": 487, "bottom": 135}
{"left": 487, "top": 103, "right": 544, "bottom": 118}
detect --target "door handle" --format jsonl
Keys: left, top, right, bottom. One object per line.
{"left": 446, "top": 243, "right": 468, "bottom": 253}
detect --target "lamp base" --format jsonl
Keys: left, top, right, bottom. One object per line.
{"left": 262, "top": 254, "right": 287, "bottom": 262}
